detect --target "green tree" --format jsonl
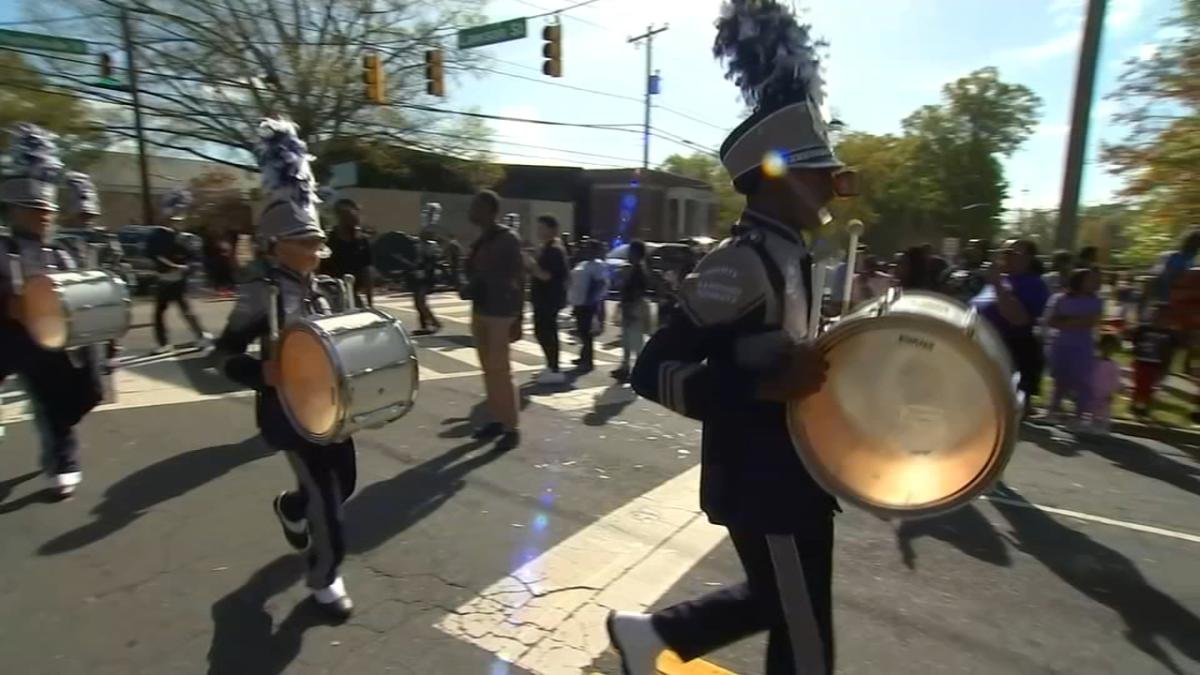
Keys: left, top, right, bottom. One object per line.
{"left": 1103, "top": 0, "right": 1200, "bottom": 255}
{"left": 0, "top": 52, "right": 108, "bottom": 163}
{"left": 658, "top": 152, "right": 744, "bottom": 233}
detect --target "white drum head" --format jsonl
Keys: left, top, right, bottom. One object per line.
{"left": 20, "top": 275, "right": 68, "bottom": 349}
{"left": 788, "top": 315, "right": 1011, "bottom": 517}
{"left": 279, "top": 328, "right": 342, "bottom": 440}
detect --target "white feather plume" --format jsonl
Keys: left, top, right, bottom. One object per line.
{"left": 713, "top": 0, "right": 826, "bottom": 111}
{"left": 255, "top": 117, "right": 317, "bottom": 208}
{"left": 1, "top": 123, "right": 64, "bottom": 182}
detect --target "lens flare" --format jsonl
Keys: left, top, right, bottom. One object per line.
{"left": 762, "top": 150, "right": 786, "bottom": 179}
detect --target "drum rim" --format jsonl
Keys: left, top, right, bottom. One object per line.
{"left": 277, "top": 308, "right": 420, "bottom": 445}
{"left": 788, "top": 311, "right": 1019, "bottom": 520}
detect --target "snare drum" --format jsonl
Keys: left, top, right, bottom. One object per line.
{"left": 277, "top": 308, "right": 418, "bottom": 444}
{"left": 20, "top": 270, "right": 132, "bottom": 350}
{"left": 787, "top": 290, "right": 1020, "bottom": 519}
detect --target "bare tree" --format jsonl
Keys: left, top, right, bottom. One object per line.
{"left": 39, "top": 0, "right": 493, "bottom": 170}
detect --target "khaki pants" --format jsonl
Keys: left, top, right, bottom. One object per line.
{"left": 471, "top": 314, "right": 519, "bottom": 430}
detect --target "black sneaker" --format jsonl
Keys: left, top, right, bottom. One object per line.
{"left": 611, "top": 367, "right": 629, "bottom": 381}
{"left": 273, "top": 493, "right": 309, "bottom": 551}
{"left": 472, "top": 422, "right": 504, "bottom": 440}
{"left": 494, "top": 430, "right": 520, "bottom": 453}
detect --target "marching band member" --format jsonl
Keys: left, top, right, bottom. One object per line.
{"left": 611, "top": 2, "right": 856, "bottom": 673}
{"left": 212, "top": 118, "right": 356, "bottom": 620}
{"left": 62, "top": 171, "right": 123, "bottom": 368}
{"left": 0, "top": 124, "right": 101, "bottom": 499}
{"left": 148, "top": 189, "right": 210, "bottom": 354}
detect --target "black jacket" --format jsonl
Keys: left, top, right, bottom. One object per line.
{"left": 629, "top": 212, "right": 836, "bottom": 533}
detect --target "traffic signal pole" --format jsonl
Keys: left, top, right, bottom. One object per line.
{"left": 628, "top": 24, "right": 667, "bottom": 170}
{"left": 1056, "top": 0, "right": 1108, "bottom": 250}
{"left": 120, "top": 8, "right": 155, "bottom": 227}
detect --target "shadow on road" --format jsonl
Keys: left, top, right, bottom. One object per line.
{"left": 583, "top": 383, "right": 638, "bottom": 427}
{"left": 992, "top": 483, "right": 1200, "bottom": 675}
{"left": 0, "top": 470, "right": 41, "bottom": 505}
{"left": 1022, "top": 422, "right": 1200, "bottom": 499}
{"left": 206, "top": 437, "right": 506, "bottom": 675}
{"left": 37, "top": 437, "right": 272, "bottom": 555}
{"left": 895, "top": 504, "right": 1011, "bottom": 570}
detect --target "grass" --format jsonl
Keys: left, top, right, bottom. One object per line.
{"left": 1038, "top": 349, "right": 1197, "bottom": 429}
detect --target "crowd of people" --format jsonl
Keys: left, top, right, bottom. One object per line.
{"left": 827, "top": 231, "right": 1200, "bottom": 431}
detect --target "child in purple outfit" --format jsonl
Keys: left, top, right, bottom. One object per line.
{"left": 1043, "top": 268, "right": 1103, "bottom": 424}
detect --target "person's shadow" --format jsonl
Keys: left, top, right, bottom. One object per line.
{"left": 1082, "top": 433, "right": 1200, "bottom": 500}
{"left": 0, "top": 470, "right": 53, "bottom": 514}
{"left": 582, "top": 383, "right": 638, "bottom": 427}
{"left": 205, "top": 437, "right": 506, "bottom": 675}
{"left": 38, "top": 437, "right": 272, "bottom": 555}
{"left": 895, "top": 503, "right": 1011, "bottom": 570}
{"left": 992, "top": 483, "right": 1200, "bottom": 674}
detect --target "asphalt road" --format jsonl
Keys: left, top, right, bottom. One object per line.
{"left": 1, "top": 292, "right": 1198, "bottom": 675}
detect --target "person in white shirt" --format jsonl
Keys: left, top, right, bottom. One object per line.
{"left": 567, "top": 238, "right": 609, "bottom": 372}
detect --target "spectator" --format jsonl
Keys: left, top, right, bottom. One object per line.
{"left": 464, "top": 190, "right": 524, "bottom": 450}
{"left": 972, "top": 238, "right": 1050, "bottom": 414}
{"left": 613, "top": 240, "right": 650, "bottom": 382}
{"left": 444, "top": 233, "right": 464, "bottom": 290}
{"left": 1129, "top": 303, "right": 1178, "bottom": 419}
{"left": 1151, "top": 228, "right": 1200, "bottom": 303}
{"left": 568, "top": 238, "right": 609, "bottom": 373}
{"left": 320, "top": 198, "right": 374, "bottom": 305}
{"left": 1088, "top": 333, "right": 1123, "bottom": 435}
{"left": 942, "top": 238, "right": 989, "bottom": 302}
{"left": 1043, "top": 268, "right": 1103, "bottom": 425}
{"left": 855, "top": 255, "right": 892, "bottom": 302}
{"left": 527, "top": 215, "right": 570, "bottom": 385}
{"left": 922, "top": 242, "right": 949, "bottom": 292}
{"left": 1077, "top": 245, "right": 1100, "bottom": 270}
{"left": 895, "top": 246, "right": 933, "bottom": 290}
{"left": 1042, "top": 249, "right": 1075, "bottom": 295}
{"left": 147, "top": 191, "right": 209, "bottom": 354}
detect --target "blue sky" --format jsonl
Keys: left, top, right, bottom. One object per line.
{"left": 1, "top": 0, "right": 1177, "bottom": 212}
{"left": 458, "top": 0, "right": 1175, "bottom": 212}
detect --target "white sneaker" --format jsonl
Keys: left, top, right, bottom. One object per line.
{"left": 606, "top": 611, "right": 665, "bottom": 675}
{"left": 536, "top": 370, "right": 567, "bottom": 385}
{"left": 49, "top": 472, "right": 82, "bottom": 498}
{"left": 313, "top": 576, "right": 354, "bottom": 620}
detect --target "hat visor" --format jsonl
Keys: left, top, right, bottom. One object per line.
{"left": 275, "top": 226, "right": 327, "bottom": 241}
{"left": 3, "top": 199, "right": 59, "bottom": 213}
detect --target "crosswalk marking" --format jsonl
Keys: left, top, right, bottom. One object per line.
{"left": 435, "top": 465, "right": 728, "bottom": 675}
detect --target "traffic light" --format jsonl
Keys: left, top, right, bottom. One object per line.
{"left": 424, "top": 49, "right": 445, "bottom": 97}
{"left": 362, "top": 52, "right": 385, "bottom": 104}
{"left": 99, "top": 53, "right": 113, "bottom": 79}
{"left": 542, "top": 24, "right": 562, "bottom": 78}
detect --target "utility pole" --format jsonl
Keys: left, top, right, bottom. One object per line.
{"left": 1056, "top": 0, "right": 1107, "bottom": 251}
{"left": 628, "top": 24, "right": 668, "bottom": 170}
{"left": 120, "top": 8, "right": 155, "bottom": 227}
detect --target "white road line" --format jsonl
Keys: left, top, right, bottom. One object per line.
{"left": 983, "top": 495, "right": 1200, "bottom": 544}
{"left": 435, "top": 465, "right": 727, "bottom": 674}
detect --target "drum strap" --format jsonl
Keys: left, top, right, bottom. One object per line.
{"left": 744, "top": 238, "right": 814, "bottom": 329}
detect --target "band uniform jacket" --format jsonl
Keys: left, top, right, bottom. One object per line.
{"left": 0, "top": 235, "right": 102, "bottom": 425}
{"left": 213, "top": 265, "right": 337, "bottom": 451}
{"left": 629, "top": 212, "right": 837, "bottom": 533}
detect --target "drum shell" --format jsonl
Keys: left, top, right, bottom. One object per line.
{"left": 278, "top": 308, "right": 418, "bottom": 444}
{"left": 21, "top": 270, "right": 132, "bottom": 350}
{"left": 788, "top": 291, "right": 1020, "bottom": 520}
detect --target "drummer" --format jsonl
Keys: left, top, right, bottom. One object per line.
{"left": 212, "top": 117, "right": 357, "bottom": 621}
{"left": 611, "top": 2, "right": 853, "bottom": 673}
{"left": 0, "top": 123, "right": 101, "bottom": 499}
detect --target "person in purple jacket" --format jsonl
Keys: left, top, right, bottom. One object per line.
{"left": 972, "top": 238, "right": 1051, "bottom": 415}
{"left": 1043, "top": 268, "right": 1103, "bottom": 425}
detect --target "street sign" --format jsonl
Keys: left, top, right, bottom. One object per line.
{"left": 94, "top": 77, "right": 128, "bottom": 91}
{"left": 457, "top": 18, "right": 527, "bottom": 50}
{"left": 0, "top": 29, "right": 89, "bottom": 55}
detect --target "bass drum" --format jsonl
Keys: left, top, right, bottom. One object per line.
{"left": 277, "top": 308, "right": 418, "bottom": 445}
{"left": 21, "top": 270, "right": 131, "bottom": 350}
{"left": 787, "top": 290, "right": 1020, "bottom": 519}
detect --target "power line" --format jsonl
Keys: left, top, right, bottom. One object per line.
{"left": 511, "top": 0, "right": 617, "bottom": 33}
{"left": 470, "top": 65, "right": 642, "bottom": 103}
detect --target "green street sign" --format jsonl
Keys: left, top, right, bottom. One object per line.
{"left": 457, "top": 18, "right": 527, "bottom": 50}
{"left": 0, "top": 28, "right": 89, "bottom": 55}
{"left": 94, "top": 77, "right": 128, "bottom": 91}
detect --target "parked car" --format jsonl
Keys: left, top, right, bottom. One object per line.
{"left": 116, "top": 225, "right": 159, "bottom": 294}
{"left": 603, "top": 241, "right": 694, "bottom": 298}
